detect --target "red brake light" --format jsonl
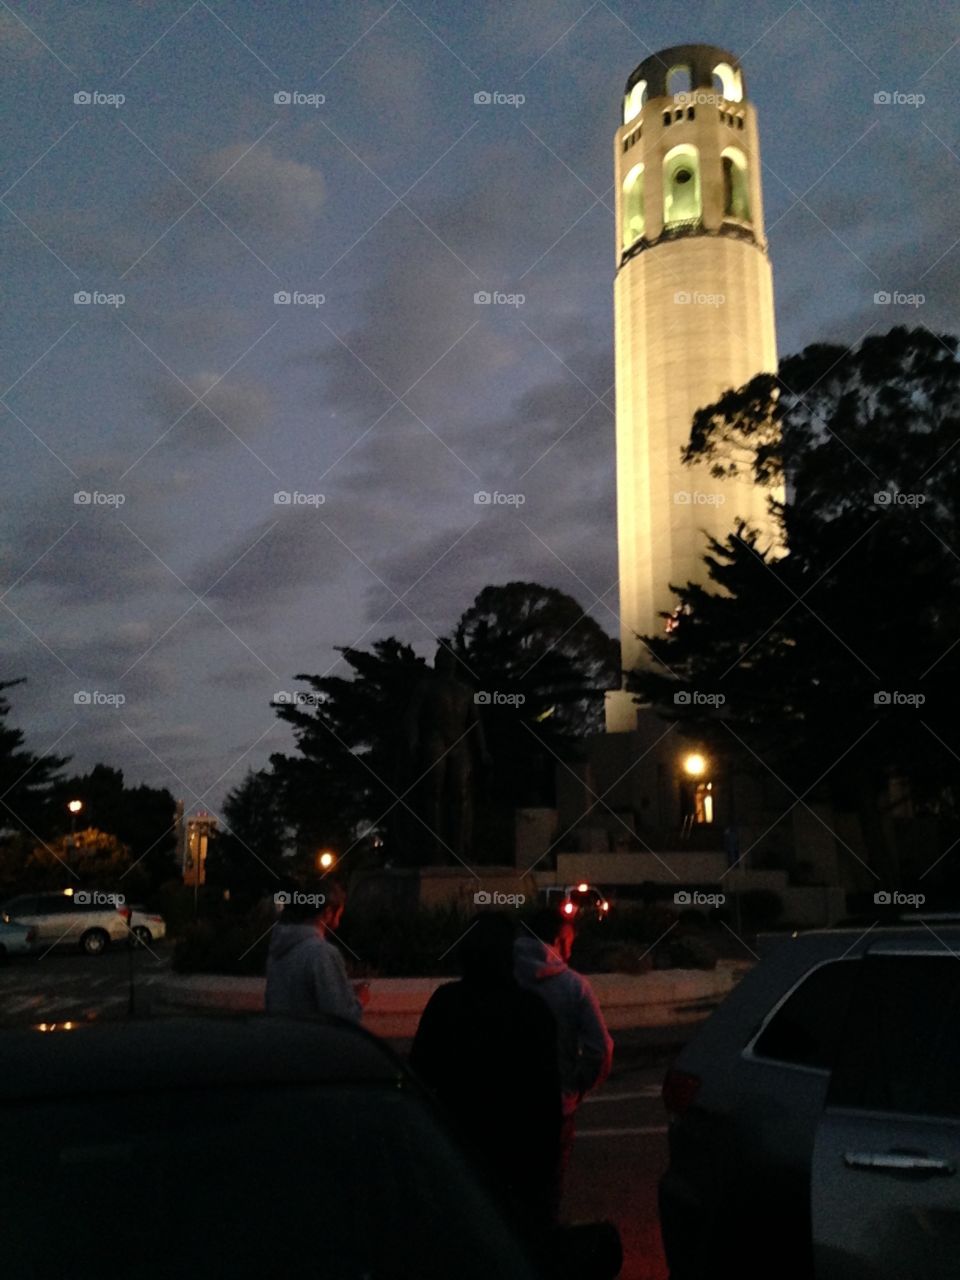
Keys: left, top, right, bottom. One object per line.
{"left": 118, "top": 906, "right": 132, "bottom": 922}
{"left": 662, "top": 1067, "right": 701, "bottom": 1120}
{"left": 562, "top": 901, "right": 575, "bottom": 916}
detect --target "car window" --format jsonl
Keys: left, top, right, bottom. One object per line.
{"left": 40, "top": 896, "right": 75, "bottom": 915}
{"left": 828, "top": 955, "right": 960, "bottom": 1118}
{"left": 1, "top": 1084, "right": 539, "bottom": 1280}
{"left": 4, "top": 897, "right": 38, "bottom": 916}
{"left": 752, "top": 959, "right": 858, "bottom": 1070}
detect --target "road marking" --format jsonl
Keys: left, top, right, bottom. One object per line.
{"left": 585, "top": 1088, "right": 662, "bottom": 1103}
{"left": 577, "top": 1126, "right": 668, "bottom": 1137}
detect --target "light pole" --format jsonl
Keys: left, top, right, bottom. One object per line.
{"left": 67, "top": 799, "right": 83, "bottom": 857}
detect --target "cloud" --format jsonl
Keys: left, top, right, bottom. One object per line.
{"left": 149, "top": 142, "right": 325, "bottom": 241}
{"left": 143, "top": 370, "right": 273, "bottom": 451}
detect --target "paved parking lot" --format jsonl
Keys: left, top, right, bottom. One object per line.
{"left": 564, "top": 1057, "right": 670, "bottom": 1280}
{"left": 0, "top": 947, "right": 674, "bottom": 1277}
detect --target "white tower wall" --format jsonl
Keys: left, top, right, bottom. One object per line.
{"left": 607, "top": 45, "right": 783, "bottom": 732}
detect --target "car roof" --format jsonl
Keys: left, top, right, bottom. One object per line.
{"left": 0, "top": 1016, "right": 406, "bottom": 1103}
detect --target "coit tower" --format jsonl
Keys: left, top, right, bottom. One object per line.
{"left": 606, "top": 45, "right": 782, "bottom": 732}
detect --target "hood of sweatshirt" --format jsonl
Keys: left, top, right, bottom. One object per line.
{"left": 267, "top": 921, "right": 320, "bottom": 961}
{"left": 513, "top": 934, "right": 568, "bottom": 983}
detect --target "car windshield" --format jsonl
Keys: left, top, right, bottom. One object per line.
{"left": 2, "top": 1082, "right": 538, "bottom": 1280}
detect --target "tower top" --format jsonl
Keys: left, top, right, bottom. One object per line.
{"left": 624, "top": 44, "right": 745, "bottom": 105}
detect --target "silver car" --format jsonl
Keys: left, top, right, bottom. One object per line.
{"left": 0, "top": 891, "right": 164, "bottom": 955}
{"left": 658, "top": 922, "right": 960, "bottom": 1280}
{"left": 812, "top": 938, "right": 960, "bottom": 1279}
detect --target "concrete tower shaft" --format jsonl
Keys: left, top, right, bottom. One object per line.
{"left": 608, "top": 44, "right": 782, "bottom": 731}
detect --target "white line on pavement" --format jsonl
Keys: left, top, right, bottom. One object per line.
{"left": 577, "top": 1126, "right": 668, "bottom": 1137}
{"left": 584, "top": 1088, "right": 662, "bottom": 1103}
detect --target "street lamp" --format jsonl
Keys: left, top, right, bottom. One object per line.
{"left": 318, "top": 850, "right": 335, "bottom": 871}
{"left": 67, "top": 799, "right": 83, "bottom": 850}
{"left": 682, "top": 753, "right": 707, "bottom": 778}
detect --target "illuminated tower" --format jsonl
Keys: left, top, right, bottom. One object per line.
{"left": 606, "top": 45, "right": 782, "bottom": 732}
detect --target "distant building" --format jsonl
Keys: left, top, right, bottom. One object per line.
{"left": 179, "top": 811, "right": 218, "bottom": 886}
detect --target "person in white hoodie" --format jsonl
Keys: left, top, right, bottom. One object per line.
{"left": 264, "top": 881, "right": 365, "bottom": 1022}
{"left": 514, "top": 906, "right": 614, "bottom": 1210}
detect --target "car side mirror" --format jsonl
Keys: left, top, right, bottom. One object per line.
{"left": 543, "top": 1221, "right": 622, "bottom": 1279}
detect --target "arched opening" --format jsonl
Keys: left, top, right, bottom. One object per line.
{"left": 622, "top": 163, "right": 645, "bottom": 247}
{"left": 666, "top": 65, "right": 692, "bottom": 97}
{"left": 721, "top": 146, "right": 750, "bottom": 220}
{"left": 624, "top": 79, "right": 646, "bottom": 125}
{"left": 663, "top": 145, "right": 702, "bottom": 226}
{"left": 712, "top": 62, "right": 743, "bottom": 102}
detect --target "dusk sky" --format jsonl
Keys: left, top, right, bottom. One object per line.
{"left": 1, "top": 0, "right": 956, "bottom": 816}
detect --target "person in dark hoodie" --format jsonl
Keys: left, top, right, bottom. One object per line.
{"left": 264, "top": 881, "right": 365, "bottom": 1022}
{"left": 411, "top": 912, "right": 561, "bottom": 1239}
{"left": 514, "top": 907, "right": 614, "bottom": 1210}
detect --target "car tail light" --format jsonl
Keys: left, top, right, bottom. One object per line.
{"left": 662, "top": 1067, "right": 701, "bottom": 1120}
{"left": 118, "top": 905, "right": 132, "bottom": 923}
{"left": 562, "top": 901, "right": 576, "bottom": 916}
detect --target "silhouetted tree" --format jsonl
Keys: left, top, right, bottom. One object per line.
{"left": 629, "top": 327, "right": 960, "bottom": 882}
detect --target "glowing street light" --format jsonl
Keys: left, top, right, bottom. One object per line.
{"left": 682, "top": 752, "right": 707, "bottom": 778}
{"left": 67, "top": 799, "right": 83, "bottom": 816}
{"left": 318, "top": 850, "right": 336, "bottom": 871}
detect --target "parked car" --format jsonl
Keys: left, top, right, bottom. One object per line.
{"left": 128, "top": 905, "right": 166, "bottom": 946}
{"left": 541, "top": 883, "right": 611, "bottom": 921}
{"left": 0, "top": 918, "right": 37, "bottom": 960}
{"left": 658, "top": 923, "right": 960, "bottom": 1280}
{"left": 0, "top": 890, "right": 155, "bottom": 955}
{"left": 812, "top": 941, "right": 960, "bottom": 1279}
{"left": 0, "top": 1015, "right": 620, "bottom": 1279}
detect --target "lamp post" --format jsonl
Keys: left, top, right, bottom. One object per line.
{"left": 67, "top": 799, "right": 83, "bottom": 857}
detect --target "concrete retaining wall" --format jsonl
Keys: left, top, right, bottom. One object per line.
{"left": 154, "top": 961, "right": 745, "bottom": 1039}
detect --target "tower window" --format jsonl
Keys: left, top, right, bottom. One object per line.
{"left": 687, "top": 106, "right": 695, "bottom": 120}
{"left": 663, "top": 145, "right": 702, "bottom": 226}
{"left": 624, "top": 79, "right": 646, "bottom": 125}
{"left": 737, "top": 115, "right": 744, "bottom": 129}
{"left": 712, "top": 61, "right": 744, "bottom": 103}
{"left": 666, "top": 64, "right": 692, "bottom": 97}
{"left": 721, "top": 147, "right": 751, "bottom": 221}
{"left": 622, "top": 163, "right": 645, "bottom": 248}
{"left": 674, "top": 108, "right": 683, "bottom": 121}
{"left": 662, "top": 110, "right": 671, "bottom": 127}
